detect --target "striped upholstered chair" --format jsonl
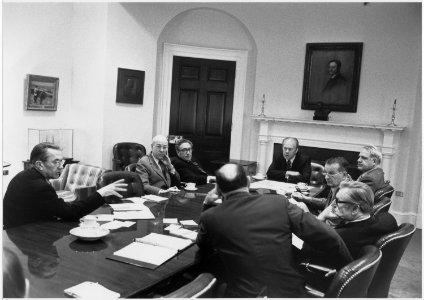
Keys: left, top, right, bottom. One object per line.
{"left": 50, "top": 163, "right": 106, "bottom": 202}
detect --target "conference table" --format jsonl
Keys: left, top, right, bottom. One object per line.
{"left": 3, "top": 181, "right": 324, "bottom": 298}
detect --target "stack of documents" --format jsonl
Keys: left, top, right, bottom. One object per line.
{"left": 108, "top": 233, "right": 193, "bottom": 269}
{"left": 250, "top": 180, "right": 297, "bottom": 194}
{"left": 141, "top": 194, "right": 169, "bottom": 202}
{"left": 109, "top": 203, "right": 155, "bottom": 220}
{"left": 165, "top": 224, "right": 198, "bottom": 241}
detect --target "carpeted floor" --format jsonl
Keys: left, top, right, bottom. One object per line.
{"left": 389, "top": 228, "right": 422, "bottom": 298}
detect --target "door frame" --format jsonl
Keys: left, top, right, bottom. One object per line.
{"left": 157, "top": 43, "right": 248, "bottom": 159}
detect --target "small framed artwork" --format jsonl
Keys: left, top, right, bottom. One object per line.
{"left": 116, "top": 68, "right": 145, "bottom": 105}
{"left": 25, "top": 74, "right": 59, "bottom": 111}
{"left": 301, "top": 43, "right": 363, "bottom": 113}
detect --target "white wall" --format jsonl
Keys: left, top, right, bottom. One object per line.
{"left": 3, "top": 3, "right": 74, "bottom": 192}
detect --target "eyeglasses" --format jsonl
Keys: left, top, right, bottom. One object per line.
{"left": 335, "top": 197, "right": 358, "bottom": 207}
{"left": 179, "top": 148, "right": 192, "bottom": 153}
{"left": 322, "top": 171, "right": 341, "bottom": 177}
{"left": 155, "top": 145, "right": 168, "bottom": 150}
{"left": 46, "top": 159, "right": 65, "bottom": 166}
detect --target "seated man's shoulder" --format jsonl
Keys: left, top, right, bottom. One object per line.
{"left": 171, "top": 156, "right": 182, "bottom": 165}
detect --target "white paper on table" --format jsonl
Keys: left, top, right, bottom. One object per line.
{"left": 168, "top": 227, "right": 198, "bottom": 241}
{"left": 214, "top": 199, "right": 222, "bottom": 204}
{"left": 64, "top": 281, "right": 120, "bottom": 299}
{"left": 113, "top": 210, "right": 155, "bottom": 220}
{"left": 165, "top": 224, "right": 182, "bottom": 231}
{"left": 125, "top": 197, "right": 147, "bottom": 205}
{"left": 109, "top": 203, "right": 148, "bottom": 211}
{"left": 180, "top": 220, "right": 198, "bottom": 226}
{"left": 141, "top": 194, "right": 169, "bottom": 202}
{"left": 292, "top": 233, "right": 304, "bottom": 250}
{"left": 113, "top": 242, "right": 177, "bottom": 266}
{"left": 134, "top": 233, "right": 192, "bottom": 251}
{"left": 101, "top": 220, "right": 136, "bottom": 230}
{"left": 163, "top": 218, "right": 179, "bottom": 224}
{"left": 250, "top": 180, "right": 296, "bottom": 194}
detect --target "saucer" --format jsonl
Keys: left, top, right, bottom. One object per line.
{"left": 252, "top": 175, "right": 266, "bottom": 181}
{"left": 70, "top": 227, "right": 110, "bottom": 241}
{"left": 185, "top": 187, "right": 198, "bottom": 191}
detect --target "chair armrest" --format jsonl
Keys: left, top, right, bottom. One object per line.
{"left": 305, "top": 284, "right": 325, "bottom": 298}
{"left": 300, "top": 262, "right": 337, "bottom": 277}
{"left": 74, "top": 185, "right": 97, "bottom": 201}
{"left": 163, "top": 273, "right": 216, "bottom": 298}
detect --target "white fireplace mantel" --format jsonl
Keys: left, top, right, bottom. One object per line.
{"left": 252, "top": 116, "right": 405, "bottom": 180}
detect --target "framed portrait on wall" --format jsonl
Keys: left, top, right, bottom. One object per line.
{"left": 25, "top": 74, "right": 59, "bottom": 111}
{"left": 116, "top": 68, "right": 145, "bottom": 105}
{"left": 301, "top": 43, "right": 363, "bottom": 113}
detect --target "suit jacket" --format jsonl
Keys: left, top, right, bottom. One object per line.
{"left": 357, "top": 167, "right": 385, "bottom": 193}
{"left": 3, "top": 167, "right": 105, "bottom": 229}
{"left": 335, "top": 212, "right": 398, "bottom": 258}
{"left": 266, "top": 152, "right": 312, "bottom": 183}
{"left": 196, "top": 191, "right": 352, "bottom": 298}
{"left": 136, "top": 153, "right": 181, "bottom": 195}
{"left": 171, "top": 156, "right": 208, "bottom": 185}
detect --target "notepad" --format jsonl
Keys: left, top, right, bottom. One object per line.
{"left": 109, "top": 203, "right": 148, "bottom": 211}
{"left": 64, "top": 281, "right": 120, "bottom": 299}
{"left": 108, "top": 233, "right": 193, "bottom": 269}
{"left": 113, "top": 210, "right": 155, "bottom": 220}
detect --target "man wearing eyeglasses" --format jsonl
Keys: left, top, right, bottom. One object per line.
{"left": 292, "top": 157, "right": 350, "bottom": 215}
{"left": 171, "top": 139, "right": 215, "bottom": 185}
{"left": 357, "top": 145, "right": 386, "bottom": 192}
{"left": 4, "top": 143, "right": 128, "bottom": 228}
{"left": 318, "top": 181, "right": 397, "bottom": 258}
{"left": 136, "top": 134, "right": 181, "bottom": 195}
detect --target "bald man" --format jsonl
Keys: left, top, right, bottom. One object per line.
{"left": 136, "top": 135, "right": 181, "bottom": 195}
{"left": 196, "top": 163, "right": 352, "bottom": 298}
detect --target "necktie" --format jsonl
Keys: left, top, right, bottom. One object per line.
{"left": 286, "top": 160, "right": 292, "bottom": 170}
{"left": 192, "top": 161, "right": 207, "bottom": 174}
{"left": 158, "top": 160, "right": 167, "bottom": 178}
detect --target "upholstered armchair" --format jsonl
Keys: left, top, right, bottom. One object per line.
{"left": 50, "top": 163, "right": 105, "bottom": 202}
{"left": 302, "top": 245, "right": 382, "bottom": 298}
{"left": 374, "top": 180, "right": 395, "bottom": 203}
{"left": 310, "top": 162, "right": 325, "bottom": 186}
{"left": 367, "top": 223, "right": 416, "bottom": 297}
{"left": 112, "top": 142, "right": 146, "bottom": 171}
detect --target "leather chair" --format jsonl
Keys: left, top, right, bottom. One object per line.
{"left": 372, "top": 196, "right": 392, "bottom": 215}
{"left": 367, "top": 223, "right": 416, "bottom": 298}
{"left": 112, "top": 142, "right": 146, "bottom": 171}
{"left": 303, "top": 245, "right": 382, "bottom": 298}
{"left": 50, "top": 163, "right": 105, "bottom": 202}
{"left": 97, "top": 171, "right": 144, "bottom": 203}
{"left": 163, "top": 273, "right": 217, "bottom": 298}
{"left": 374, "top": 180, "right": 394, "bottom": 203}
{"left": 310, "top": 162, "right": 325, "bottom": 186}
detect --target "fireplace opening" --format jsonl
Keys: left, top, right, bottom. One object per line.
{"left": 273, "top": 143, "right": 361, "bottom": 180}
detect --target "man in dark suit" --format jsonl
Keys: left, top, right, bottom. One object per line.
{"left": 266, "top": 137, "right": 311, "bottom": 183}
{"left": 318, "top": 181, "right": 397, "bottom": 258}
{"left": 171, "top": 139, "right": 215, "bottom": 185}
{"left": 357, "top": 145, "right": 386, "bottom": 192}
{"left": 3, "top": 143, "right": 127, "bottom": 229}
{"left": 196, "top": 163, "right": 352, "bottom": 298}
{"left": 136, "top": 134, "right": 181, "bottom": 195}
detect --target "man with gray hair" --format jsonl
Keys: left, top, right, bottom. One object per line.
{"left": 136, "top": 134, "right": 181, "bottom": 195}
{"left": 197, "top": 163, "right": 352, "bottom": 297}
{"left": 356, "top": 145, "right": 385, "bottom": 192}
{"left": 318, "top": 181, "right": 397, "bottom": 258}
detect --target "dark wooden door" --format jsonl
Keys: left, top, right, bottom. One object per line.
{"left": 169, "top": 56, "right": 236, "bottom": 173}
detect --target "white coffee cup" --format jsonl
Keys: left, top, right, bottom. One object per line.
{"left": 80, "top": 215, "right": 99, "bottom": 227}
{"left": 186, "top": 182, "right": 196, "bottom": 190}
{"left": 255, "top": 173, "right": 265, "bottom": 179}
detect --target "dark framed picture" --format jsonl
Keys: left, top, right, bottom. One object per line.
{"left": 116, "top": 68, "right": 145, "bottom": 105}
{"left": 25, "top": 74, "right": 59, "bottom": 111}
{"left": 301, "top": 43, "right": 363, "bottom": 113}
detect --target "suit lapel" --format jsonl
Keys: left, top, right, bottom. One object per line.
{"left": 148, "top": 153, "right": 169, "bottom": 185}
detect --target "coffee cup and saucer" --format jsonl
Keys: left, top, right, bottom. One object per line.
{"left": 185, "top": 182, "right": 198, "bottom": 191}
{"left": 252, "top": 173, "right": 266, "bottom": 181}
